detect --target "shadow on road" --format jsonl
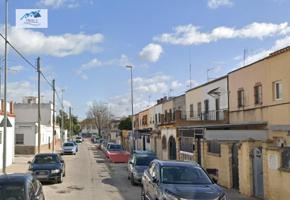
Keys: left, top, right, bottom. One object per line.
{"left": 89, "top": 144, "right": 141, "bottom": 200}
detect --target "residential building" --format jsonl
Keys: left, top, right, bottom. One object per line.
{"left": 228, "top": 46, "right": 290, "bottom": 199}
{"left": 0, "top": 101, "right": 16, "bottom": 170}
{"left": 14, "top": 97, "right": 60, "bottom": 154}
{"left": 80, "top": 118, "right": 98, "bottom": 135}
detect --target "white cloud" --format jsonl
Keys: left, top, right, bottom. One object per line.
{"left": 154, "top": 22, "right": 290, "bottom": 45}
{"left": 234, "top": 34, "right": 290, "bottom": 68}
{"left": 77, "top": 54, "right": 132, "bottom": 80}
{"left": 8, "top": 65, "right": 25, "bottom": 74}
{"left": 38, "top": 0, "right": 79, "bottom": 8}
{"left": 139, "top": 43, "right": 163, "bottom": 62}
{"left": 102, "top": 74, "right": 184, "bottom": 117}
{"left": 208, "top": 0, "right": 233, "bottom": 9}
{"left": 0, "top": 26, "right": 104, "bottom": 57}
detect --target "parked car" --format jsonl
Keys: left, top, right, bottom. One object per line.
{"left": 75, "top": 136, "right": 83, "bottom": 143}
{"left": 141, "top": 160, "right": 227, "bottom": 200}
{"left": 95, "top": 139, "right": 104, "bottom": 150}
{"left": 131, "top": 150, "right": 156, "bottom": 158}
{"left": 72, "top": 141, "right": 78, "bottom": 152}
{"left": 106, "top": 143, "right": 130, "bottom": 163}
{"left": 100, "top": 140, "right": 108, "bottom": 151}
{"left": 62, "top": 142, "right": 77, "bottom": 155}
{"left": 0, "top": 173, "right": 45, "bottom": 200}
{"left": 128, "top": 154, "right": 157, "bottom": 185}
{"left": 28, "top": 153, "right": 66, "bottom": 184}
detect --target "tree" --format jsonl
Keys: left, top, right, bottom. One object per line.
{"left": 86, "top": 101, "right": 111, "bottom": 137}
{"left": 56, "top": 110, "right": 80, "bottom": 135}
{"left": 118, "top": 117, "right": 132, "bottom": 130}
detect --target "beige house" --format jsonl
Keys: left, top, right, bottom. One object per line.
{"left": 229, "top": 46, "right": 290, "bottom": 144}
{"left": 228, "top": 46, "right": 290, "bottom": 200}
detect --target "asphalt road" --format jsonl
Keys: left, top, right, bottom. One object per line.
{"left": 43, "top": 140, "right": 141, "bottom": 200}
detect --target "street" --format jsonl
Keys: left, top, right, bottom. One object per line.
{"left": 43, "top": 140, "right": 140, "bottom": 200}
{"left": 40, "top": 140, "right": 252, "bottom": 200}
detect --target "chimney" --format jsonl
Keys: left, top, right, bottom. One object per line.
{"left": 9, "top": 101, "right": 14, "bottom": 114}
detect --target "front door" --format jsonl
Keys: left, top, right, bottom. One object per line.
{"left": 168, "top": 136, "right": 176, "bottom": 160}
{"left": 232, "top": 143, "right": 239, "bottom": 190}
{"left": 252, "top": 148, "right": 264, "bottom": 199}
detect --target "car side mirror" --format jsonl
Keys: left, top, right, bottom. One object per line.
{"left": 60, "top": 160, "right": 64, "bottom": 163}
{"left": 212, "top": 177, "right": 218, "bottom": 184}
{"left": 27, "top": 161, "right": 32, "bottom": 164}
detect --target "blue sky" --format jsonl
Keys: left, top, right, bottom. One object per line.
{"left": 1, "top": 0, "right": 290, "bottom": 119}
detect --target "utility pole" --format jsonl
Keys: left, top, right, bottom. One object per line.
{"left": 61, "top": 89, "right": 64, "bottom": 144}
{"left": 69, "top": 106, "right": 72, "bottom": 138}
{"left": 2, "top": 0, "right": 8, "bottom": 174}
{"left": 52, "top": 79, "right": 55, "bottom": 152}
{"left": 37, "top": 57, "right": 41, "bottom": 154}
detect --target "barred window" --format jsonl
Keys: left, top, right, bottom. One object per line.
{"left": 180, "top": 137, "right": 194, "bottom": 153}
{"left": 16, "top": 134, "right": 24, "bottom": 145}
{"left": 281, "top": 147, "right": 290, "bottom": 169}
{"left": 207, "top": 141, "right": 221, "bottom": 154}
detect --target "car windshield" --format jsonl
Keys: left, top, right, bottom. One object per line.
{"left": 63, "top": 143, "right": 74, "bottom": 147}
{"left": 0, "top": 184, "right": 25, "bottom": 200}
{"left": 33, "top": 154, "right": 58, "bottom": 164}
{"left": 108, "top": 144, "right": 123, "bottom": 151}
{"left": 135, "top": 156, "right": 156, "bottom": 166}
{"left": 161, "top": 166, "right": 212, "bottom": 185}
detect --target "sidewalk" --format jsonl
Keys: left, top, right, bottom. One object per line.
{"left": 6, "top": 144, "right": 62, "bottom": 174}
{"left": 6, "top": 154, "right": 33, "bottom": 174}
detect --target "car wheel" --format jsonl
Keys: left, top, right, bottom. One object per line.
{"left": 58, "top": 173, "right": 63, "bottom": 183}
{"left": 130, "top": 173, "right": 136, "bottom": 186}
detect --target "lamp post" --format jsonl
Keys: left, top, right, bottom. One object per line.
{"left": 126, "top": 65, "right": 135, "bottom": 151}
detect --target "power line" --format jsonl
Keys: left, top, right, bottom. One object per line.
{"left": 0, "top": 33, "right": 37, "bottom": 71}
{"left": 0, "top": 33, "right": 66, "bottom": 111}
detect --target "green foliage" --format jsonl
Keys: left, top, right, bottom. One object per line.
{"left": 56, "top": 110, "right": 80, "bottom": 135}
{"left": 118, "top": 117, "right": 132, "bottom": 130}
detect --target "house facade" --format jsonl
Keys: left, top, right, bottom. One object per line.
{"left": 14, "top": 97, "right": 60, "bottom": 154}
{"left": 0, "top": 101, "right": 16, "bottom": 170}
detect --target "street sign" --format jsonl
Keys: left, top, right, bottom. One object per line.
{"left": 0, "top": 118, "right": 12, "bottom": 127}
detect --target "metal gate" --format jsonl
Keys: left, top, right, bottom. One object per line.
{"left": 168, "top": 136, "right": 176, "bottom": 160}
{"left": 232, "top": 143, "right": 239, "bottom": 190}
{"left": 252, "top": 148, "right": 264, "bottom": 199}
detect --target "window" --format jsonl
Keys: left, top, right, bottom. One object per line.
{"left": 190, "top": 104, "right": 194, "bottom": 118}
{"left": 155, "top": 114, "right": 157, "bottom": 124}
{"left": 281, "top": 147, "right": 290, "bottom": 169}
{"left": 158, "top": 113, "right": 161, "bottom": 123}
{"left": 15, "top": 134, "right": 24, "bottom": 145}
{"left": 169, "top": 109, "right": 172, "bottom": 121}
{"left": 0, "top": 131, "right": 2, "bottom": 144}
{"left": 197, "top": 102, "right": 202, "bottom": 116}
{"left": 207, "top": 141, "right": 221, "bottom": 154}
{"left": 273, "top": 81, "right": 282, "bottom": 100}
{"left": 237, "top": 89, "right": 244, "bottom": 108}
{"left": 254, "top": 84, "right": 262, "bottom": 105}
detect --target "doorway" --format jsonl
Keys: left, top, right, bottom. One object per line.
{"left": 168, "top": 136, "right": 176, "bottom": 160}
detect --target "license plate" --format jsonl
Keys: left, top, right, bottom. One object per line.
{"left": 37, "top": 175, "right": 48, "bottom": 179}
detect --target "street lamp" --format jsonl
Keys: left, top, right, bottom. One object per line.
{"left": 125, "top": 65, "right": 135, "bottom": 151}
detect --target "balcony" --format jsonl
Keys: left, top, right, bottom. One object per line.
{"left": 186, "top": 109, "right": 228, "bottom": 121}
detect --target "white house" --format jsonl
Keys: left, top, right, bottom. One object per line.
{"left": 14, "top": 97, "right": 60, "bottom": 154}
{"left": 0, "top": 101, "right": 16, "bottom": 170}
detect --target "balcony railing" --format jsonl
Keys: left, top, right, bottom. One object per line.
{"left": 185, "top": 109, "right": 227, "bottom": 121}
